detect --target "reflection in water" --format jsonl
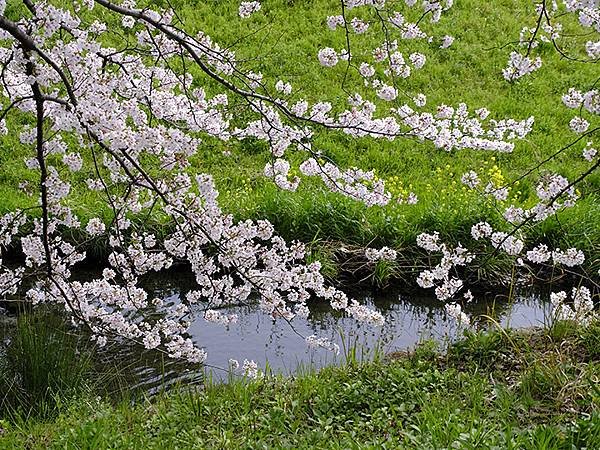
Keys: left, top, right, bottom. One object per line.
{"left": 187, "top": 293, "right": 551, "bottom": 377}
{"left": 1, "top": 270, "right": 552, "bottom": 391}
{"left": 141, "top": 271, "right": 551, "bottom": 382}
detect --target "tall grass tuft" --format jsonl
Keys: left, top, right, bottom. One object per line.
{"left": 0, "top": 311, "right": 94, "bottom": 420}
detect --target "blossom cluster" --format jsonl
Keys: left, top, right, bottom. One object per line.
{"left": 562, "top": 88, "right": 599, "bottom": 115}
{"left": 415, "top": 232, "right": 474, "bottom": 301}
{"left": 228, "top": 359, "right": 263, "bottom": 379}
{"left": 469, "top": 221, "right": 586, "bottom": 269}
{"left": 299, "top": 158, "right": 391, "bottom": 206}
{"left": 550, "top": 287, "right": 596, "bottom": 326}
{"left": 239, "top": 1, "right": 261, "bottom": 19}
{"left": 414, "top": 233, "right": 475, "bottom": 328}
{"left": 264, "top": 159, "right": 300, "bottom": 191}
{"left": 365, "top": 246, "right": 397, "bottom": 262}
{"left": 462, "top": 169, "right": 580, "bottom": 224}
{"left": 502, "top": 51, "right": 542, "bottom": 81}
{"left": 582, "top": 141, "right": 597, "bottom": 161}
{"left": 306, "top": 335, "right": 340, "bottom": 355}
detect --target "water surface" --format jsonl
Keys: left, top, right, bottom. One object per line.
{"left": 1, "top": 270, "right": 552, "bottom": 391}
{"left": 144, "top": 271, "right": 551, "bottom": 380}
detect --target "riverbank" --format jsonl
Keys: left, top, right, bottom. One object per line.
{"left": 2, "top": 323, "right": 599, "bottom": 449}
{"left": 2, "top": 230, "right": 596, "bottom": 296}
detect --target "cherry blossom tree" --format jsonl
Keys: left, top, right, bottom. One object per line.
{"left": 0, "top": 0, "right": 597, "bottom": 374}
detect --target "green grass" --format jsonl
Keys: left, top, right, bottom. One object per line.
{"left": 0, "top": 311, "right": 95, "bottom": 420}
{"left": 0, "top": 0, "right": 598, "bottom": 275}
{"left": 1, "top": 322, "right": 599, "bottom": 449}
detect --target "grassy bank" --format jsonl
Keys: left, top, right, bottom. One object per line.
{"left": 0, "top": 0, "right": 599, "bottom": 276}
{"left": 2, "top": 321, "right": 599, "bottom": 449}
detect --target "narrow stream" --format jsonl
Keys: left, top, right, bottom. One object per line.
{"left": 139, "top": 271, "right": 551, "bottom": 385}
{"left": 1, "top": 270, "right": 552, "bottom": 392}
{"left": 189, "top": 291, "right": 550, "bottom": 373}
